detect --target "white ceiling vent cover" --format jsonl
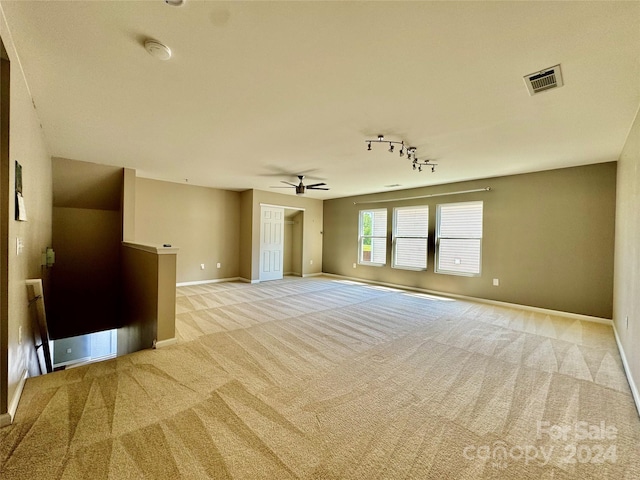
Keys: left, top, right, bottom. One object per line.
{"left": 524, "top": 64, "right": 563, "bottom": 96}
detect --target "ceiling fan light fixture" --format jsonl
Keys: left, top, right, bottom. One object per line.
{"left": 164, "top": 0, "right": 185, "bottom": 6}
{"left": 271, "top": 174, "right": 330, "bottom": 195}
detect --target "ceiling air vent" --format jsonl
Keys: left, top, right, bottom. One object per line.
{"left": 524, "top": 64, "right": 563, "bottom": 96}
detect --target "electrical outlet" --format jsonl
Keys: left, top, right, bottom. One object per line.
{"left": 200, "top": 264, "right": 205, "bottom": 270}
{"left": 16, "top": 237, "right": 24, "bottom": 256}
{"left": 353, "top": 263, "right": 357, "bottom": 269}
{"left": 66, "top": 348, "right": 72, "bottom": 354}
{"left": 216, "top": 262, "right": 221, "bottom": 268}
{"left": 493, "top": 278, "right": 499, "bottom": 286}
{"left": 310, "top": 260, "right": 313, "bottom": 265}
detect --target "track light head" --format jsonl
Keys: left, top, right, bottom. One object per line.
{"left": 364, "top": 136, "right": 437, "bottom": 173}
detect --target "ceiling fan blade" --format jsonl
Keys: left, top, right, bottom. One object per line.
{"left": 270, "top": 186, "right": 295, "bottom": 188}
{"left": 305, "top": 182, "right": 326, "bottom": 188}
{"left": 307, "top": 187, "right": 330, "bottom": 190}
{"left": 281, "top": 181, "right": 297, "bottom": 187}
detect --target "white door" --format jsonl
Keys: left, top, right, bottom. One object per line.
{"left": 260, "top": 206, "right": 284, "bottom": 281}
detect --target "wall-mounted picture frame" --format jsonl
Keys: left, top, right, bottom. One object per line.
{"left": 15, "top": 160, "right": 27, "bottom": 221}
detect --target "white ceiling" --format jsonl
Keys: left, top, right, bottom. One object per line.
{"left": 2, "top": 1, "right": 639, "bottom": 199}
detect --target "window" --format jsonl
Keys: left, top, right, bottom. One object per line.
{"left": 393, "top": 206, "right": 429, "bottom": 270}
{"left": 359, "top": 209, "right": 387, "bottom": 265}
{"left": 436, "top": 201, "right": 483, "bottom": 276}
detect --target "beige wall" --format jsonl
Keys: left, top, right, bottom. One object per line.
{"left": 51, "top": 207, "right": 121, "bottom": 338}
{"left": 283, "top": 221, "right": 293, "bottom": 274}
{"left": 239, "top": 190, "right": 253, "bottom": 280}
{"left": 613, "top": 107, "right": 640, "bottom": 406}
{"left": 291, "top": 211, "right": 303, "bottom": 276}
{"left": 248, "top": 190, "right": 323, "bottom": 282}
{"left": 50, "top": 158, "right": 124, "bottom": 339}
{"left": 119, "top": 245, "right": 177, "bottom": 354}
{"left": 134, "top": 178, "right": 241, "bottom": 284}
{"left": 122, "top": 168, "right": 136, "bottom": 242}
{"left": 0, "top": 18, "right": 52, "bottom": 420}
{"left": 323, "top": 163, "right": 617, "bottom": 318}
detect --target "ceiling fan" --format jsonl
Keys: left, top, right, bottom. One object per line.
{"left": 271, "top": 175, "right": 330, "bottom": 195}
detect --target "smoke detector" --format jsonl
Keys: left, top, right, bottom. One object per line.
{"left": 524, "top": 64, "right": 563, "bottom": 96}
{"left": 144, "top": 40, "right": 172, "bottom": 61}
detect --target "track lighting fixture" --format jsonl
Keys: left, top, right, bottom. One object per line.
{"left": 365, "top": 134, "right": 437, "bottom": 173}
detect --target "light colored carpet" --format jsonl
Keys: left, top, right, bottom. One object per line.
{"left": 1, "top": 276, "right": 639, "bottom": 479}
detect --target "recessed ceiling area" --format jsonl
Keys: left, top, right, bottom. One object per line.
{"left": 1, "top": 1, "right": 638, "bottom": 199}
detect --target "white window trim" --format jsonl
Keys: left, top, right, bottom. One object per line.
{"left": 358, "top": 208, "right": 387, "bottom": 267}
{"left": 435, "top": 201, "right": 483, "bottom": 277}
{"left": 392, "top": 205, "right": 428, "bottom": 271}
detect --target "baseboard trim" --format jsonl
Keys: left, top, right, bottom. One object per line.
{"left": 1, "top": 369, "right": 29, "bottom": 426}
{"left": 0, "top": 413, "right": 10, "bottom": 428}
{"left": 64, "top": 353, "right": 117, "bottom": 369}
{"left": 154, "top": 338, "right": 178, "bottom": 349}
{"left": 320, "top": 273, "right": 612, "bottom": 325}
{"left": 302, "top": 272, "right": 323, "bottom": 278}
{"left": 177, "top": 277, "right": 242, "bottom": 287}
{"left": 612, "top": 323, "right": 640, "bottom": 418}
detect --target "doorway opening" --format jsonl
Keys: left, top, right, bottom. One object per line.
{"left": 259, "top": 204, "right": 305, "bottom": 282}
{"left": 284, "top": 209, "right": 304, "bottom": 276}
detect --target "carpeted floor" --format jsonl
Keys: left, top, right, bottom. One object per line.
{"left": 1, "top": 276, "right": 639, "bottom": 479}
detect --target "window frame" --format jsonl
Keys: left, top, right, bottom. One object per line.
{"left": 435, "top": 201, "right": 483, "bottom": 277}
{"left": 392, "top": 205, "right": 429, "bottom": 271}
{"left": 358, "top": 208, "right": 388, "bottom": 267}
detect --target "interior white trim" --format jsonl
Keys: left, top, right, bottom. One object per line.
{"left": 0, "top": 413, "right": 10, "bottom": 428}
{"left": 64, "top": 353, "right": 117, "bottom": 369}
{"left": 259, "top": 203, "right": 305, "bottom": 211}
{"left": 302, "top": 273, "right": 323, "bottom": 278}
{"left": 3, "top": 369, "right": 29, "bottom": 426}
{"left": 154, "top": 338, "right": 178, "bottom": 349}
{"left": 321, "top": 273, "right": 613, "bottom": 325}
{"left": 177, "top": 277, "right": 242, "bottom": 287}
{"left": 612, "top": 323, "right": 640, "bottom": 418}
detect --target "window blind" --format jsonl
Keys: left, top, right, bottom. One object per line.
{"left": 394, "top": 206, "right": 428, "bottom": 269}
{"left": 436, "top": 201, "right": 483, "bottom": 275}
